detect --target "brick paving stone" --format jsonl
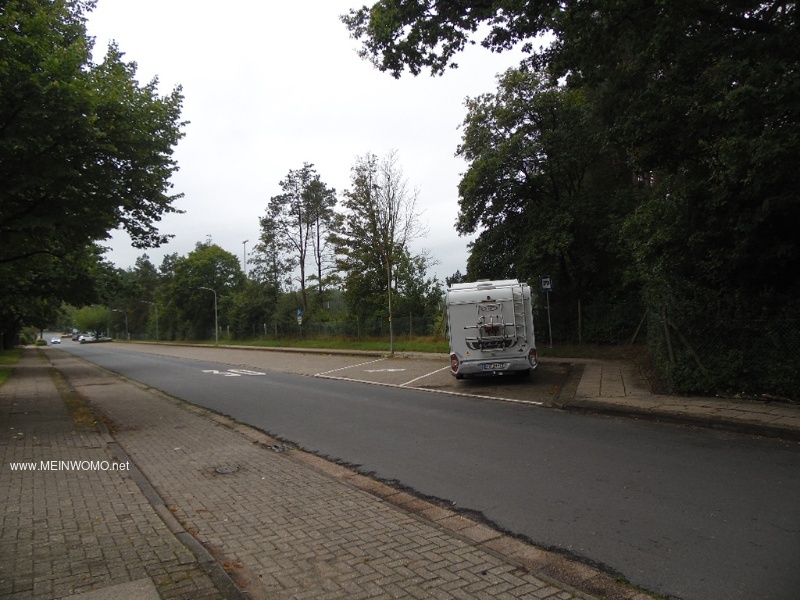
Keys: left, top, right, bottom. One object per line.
{"left": 0, "top": 351, "right": 224, "bottom": 600}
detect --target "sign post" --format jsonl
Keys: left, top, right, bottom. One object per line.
{"left": 296, "top": 309, "right": 303, "bottom": 339}
{"left": 540, "top": 276, "right": 553, "bottom": 348}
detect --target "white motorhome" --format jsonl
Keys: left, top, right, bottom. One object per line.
{"left": 445, "top": 279, "right": 538, "bottom": 379}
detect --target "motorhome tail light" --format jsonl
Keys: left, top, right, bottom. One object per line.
{"left": 450, "top": 353, "right": 459, "bottom": 372}
{"left": 528, "top": 348, "right": 538, "bottom": 367}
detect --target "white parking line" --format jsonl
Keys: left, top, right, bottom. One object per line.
{"left": 400, "top": 366, "right": 451, "bottom": 387}
{"left": 315, "top": 373, "right": 544, "bottom": 406}
{"left": 315, "top": 358, "right": 386, "bottom": 376}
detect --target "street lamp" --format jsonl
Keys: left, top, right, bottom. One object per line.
{"left": 111, "top": 309, "right": 128, "bottom": 340}
{"left": 199, "top": 287, "right": 218, "bottom": 346}
{"left": 140, "top": 301, "right": 159, "bottom": 343}
{"left": 242, "top": 239, "right": 249, "bottom": 276}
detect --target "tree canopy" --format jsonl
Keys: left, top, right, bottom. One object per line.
{"left": 457, "top": 67, "right": 638, "bottom": 336}
{"left": 260, "top": 164, "right": 337, "bottom": 312}
{"left": 1, "top": 0, "right": 186, "bottom": 264}
{"left": 333, "top": 152, "right": 428, "bottom": 310}
{"left": 167, "top": 243, "right": 245, "bottom": 339}
{"left": 0, "top": 0, "right": 185, "bottom": 346}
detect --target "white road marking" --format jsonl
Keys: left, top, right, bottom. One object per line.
{"left": 400, "top": 366, "right": 451, "bottom": 387}
{"left": 315, "top": 358, "right": 385, "bottom": 376}
{"left": 228, "top": 369, "right": 266, "bottom": 376}
{"left": 315, "top": 373, "right": 544, "bottom": 406}
{"left": 202, "top": 369, "right": 240, "bottom": 377}
{"left": 202, "top": 368, "right": 265, "bottom": 377}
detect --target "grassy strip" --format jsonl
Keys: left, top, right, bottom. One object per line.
{"left": 197, "top": 337, "right": 452, "bottom": 354}
{"left": 179, "top": 337, "right": 646, "bottom": 361}
{"left": 0, "top": 348, "right": 24, "bottom": 386}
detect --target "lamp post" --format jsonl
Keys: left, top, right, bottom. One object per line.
{"left": 111, "top": 309, "right": 128, "bottom": 340}
{"left": 199, "top": 287, "right": 218, "bottom": 346}
{"left": 242, "top": 239, "right": 249, "bottom": 276}
{"left": 387, "top": 260, "right": 394, "bottom": 356}
{"left": 140, "top": 301, "right": 159, "bottom": 343}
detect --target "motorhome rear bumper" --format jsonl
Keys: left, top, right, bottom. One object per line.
{"left": 450, "top": 352, "right": 538, "bottom": 378}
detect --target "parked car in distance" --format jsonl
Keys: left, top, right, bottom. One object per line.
{"left": 50, "top": 338, "right": 61, "bottom": 344}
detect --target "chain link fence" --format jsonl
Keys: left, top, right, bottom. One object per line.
{"left": 532, "top": 297, "right": 646, "bottom": 346}
{"left": 646, "top": 308, "right": 799, "bottom": 400}
{"left": 115, "top": 299, "right": 798, "bottom": 401}
{"left": 250, "top": 315, "right": 446, "bottom": 340}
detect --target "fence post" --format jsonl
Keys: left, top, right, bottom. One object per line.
{"left": 630, "top": 310, "right": 647, "bottom": 344}
{"left": 662, "top": 307, "right": 675, "bottom": 364}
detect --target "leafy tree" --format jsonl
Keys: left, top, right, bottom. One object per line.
{"left": 341, "top": 0, "right": 560, "bottom": 78}
{"left": 1, "top": 0, "right": 185, "bottom": 263}
{"left": 252, "top": 212, "right": 296, "bottom": 298}
{"left": 392, "top": 248, "right": 442, "bottom": 322}
{"left": 261, "top": 164, "right": 337, "bottom": 313}
{"left": 457, "top": 68, "right": 635, "bottom": 318}
{"left": 73, "top": 305, "right": 112, "bottom": 339}
{"left": 0, "top": 0, "right": 185, "bottom": 343}
{"left": 227, "top": 280, "right": 279, "bottom": 339}
{"left": 344, "top": 1, "right": 799, "bottom": 301}
{"left": 445, "top": 270, "right": 467, "bottom": 287}
{"left": 333, "top": 151, "right": 428, "bottom": 351}
{"left": 106, "top": 254, "right": 161, "bottom": 338}
{"left": 146, "top": 253, "right": 178, "bottom": 341}
{"left": 0, "top": 246, "right": 117, "bottom": 349}
{"left": 168, "top": 242, "right": 245, "bottom": 339}
{"left": 306, "top": 177, "right": 339, "bottom": 303}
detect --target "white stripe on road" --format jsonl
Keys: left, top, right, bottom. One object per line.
{"left": 315, "top": 372, "right": 544, "bottom": 407}
{"left": 315, "top": 358, "right": 386, "bottom": 376}
{"left": 400, "top": 366, "right": 451, "bottom": 387}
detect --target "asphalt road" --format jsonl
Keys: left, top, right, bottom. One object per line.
{"left": 58, "top": 342, "right": 800, "bottom": 600}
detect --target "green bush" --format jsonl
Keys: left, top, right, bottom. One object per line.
{"left": 647, "top": 303, "right": 799, "bottom": 401}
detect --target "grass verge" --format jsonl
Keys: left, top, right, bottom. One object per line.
{"left": 189, "top": 337, "right": 452, "bottom": 354}
{"left": 177, "top": 337, "right": 648, "bottom": 361}
{"left": 0, "top": 348, "right": 24, "bottom": 386}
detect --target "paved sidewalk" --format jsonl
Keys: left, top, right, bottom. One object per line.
{"left": 564, "top": 360, "right": 800, "bottom": 440}
{"left": 2, "top": 348, "right": 657, "bottom": 600}
{"left": 0, "top": 350, "right": 226, "bottom": 599}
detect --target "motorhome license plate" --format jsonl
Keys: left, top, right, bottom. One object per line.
{"left": 483, "top": 362, "right": 508, "bottom": 370}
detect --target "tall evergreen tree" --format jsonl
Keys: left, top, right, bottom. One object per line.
{"left": 261, "top": 164, "right": 337, "bottom": 312}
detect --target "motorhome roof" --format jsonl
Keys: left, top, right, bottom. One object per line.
{"left": 447, "top": 279, "right": 525, "bottom": 292}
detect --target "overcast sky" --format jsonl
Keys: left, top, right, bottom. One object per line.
{"left": 87, "top": 0, "right": 525, "bottom": 283}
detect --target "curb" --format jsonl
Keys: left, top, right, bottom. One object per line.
{"left": 284, "top": 450, "right": 656, "bottom": 600}
{"left": 119, "top": 340, "right": 451, "bottom": 361}
{"left": 555, "top": 399, "right": 800, "bottom": 442}
{"left": 46, "top": 357, "right": 247, "bottom": 600}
